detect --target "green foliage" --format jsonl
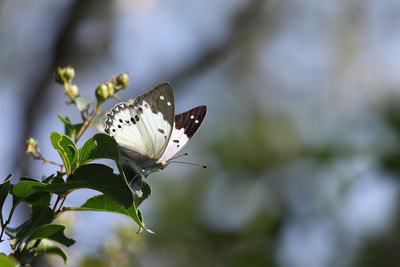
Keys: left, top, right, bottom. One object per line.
{"left": 0, "top": 66, "right": 151, "bottom": 266}
{"left": 0, "top": 253, "right": 19, "bottom": 266}
{"left": 0, "top": 175, "right": 12, "bottom": 212}
{"left": 78, "top": 133, "right": 120, "bottom": 165}
{"left": 26, "top": 224, "right": 75, "bottom": 247}
{"left": 50, "top": 132, "right": 78, "bottom": 176}
{"left": 32, "top": 239, "right": 69, "bottom": 264}
{"left": 212, "top": 113, "right": 300, "bottom": 175}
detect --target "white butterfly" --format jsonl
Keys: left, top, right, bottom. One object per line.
{"left": 104, "top": 82, "right": 207, "bottom": 177}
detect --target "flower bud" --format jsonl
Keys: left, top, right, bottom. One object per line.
{"left": 55, "top": 66, "right": 75, "bottom": 85}
{"left": 69, "top": 84, "right": 79, "bottom": 95}
{"left": 26, "top": 137, "right": 38, "bottom": 154}
{"left": 95, "top": 84, "right": 109, "bottom": 103}
{"left": 116, "top": 73, "right": 129, "bottom": 89}
{"left": 106, "top": 81, "right": 114, "bottom": 97}
{"left": 55, "top": 67, "right": 66, "bottom": 85}
{"left": 65, "top": 84, "right": 79, "bottom": 101}
{"left": 64, "top": 66, "right": 75, "bottom": 82}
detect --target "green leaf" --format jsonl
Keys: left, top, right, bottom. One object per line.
{"left": 121, "top": 163, "right": 144, "bottom": 196}
{"left": 50, "top": 173, "right": 65, "bottom": 184}
{"left": 12, "top": 181, "right": 41, "bottom": 197}
{"left": 11, "top": 181, "right": 50, "bottom": 208}
{"left": 5, "top": 219, "right": 30, "bottom": 249}
{"left": 14, "top": 173, "right": 81, "bottom": 196}
{"left": 21, "top": 206, "right": 55, "bottom": 239}
{"left": 70, "top": 164, "right": 133, "bottom": 208}
{"left": 17, "top": 244, "right": 36, "bottom": 264}
{"left": 32, "top": 181, "right": 85, "bottom": 195}
{"left": 78, "top": 133, "right": 120, "bottom": 165}
{"left": 57, "top": 114, "right": 84, "bottom": 139}
{"left": 12, "top": 181, "right": 51, "bottom": 207}
{"left": 50, "top": 132, "right": 78, "bottom": 175}
{"left": 19, "top": 176, "right": 38, "bottom": 182}
{"left": 64, "top": 193, "right": 153, "bottom": 234}
{"left": 42, "top": 174, "right": 55, "bottom": 184}
{"left": 26, "top": 224, "right": 75, "bottom": 247}
{"left": 24, "top": 192, "right": 52, "bottom": 208}
{"left": 19, "top": 239, "right": 69, "bottom": 265}
{"left": 0, "top": 253, "right": 18, "bottom": 267}
{"left": 34, "top": 239, "right": 69, "bottom": 264}
{"left": 0, "top": 174, "right": 12, "bottom": 212}
{"left": 75, "top": 95, "right": 96, "bottom": 112}
{"left": 78, "top": 134, "right": 128, "bottom": 191}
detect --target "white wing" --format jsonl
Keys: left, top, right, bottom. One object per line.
{"left": 104, "top": 82, "right": 175, "bottom": 165}
{"left": 158, "top": 105, "right": 207, "bottom": 163}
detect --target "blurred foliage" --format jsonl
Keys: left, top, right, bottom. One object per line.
{"left": 381, "top": 104, "right": 400, "bottom": 175}
{"left": 81, "top": 223, "right": 144, "bottom": 267}
{"left": 212, "top": 112, "right": 301, "bottom": 176}
{"left": 353, "top": 102, "right": 400, "bottom": 266}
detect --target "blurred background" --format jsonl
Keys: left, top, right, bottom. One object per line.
{"left": 1, "top": 0, "right": 400, "bottom": 266}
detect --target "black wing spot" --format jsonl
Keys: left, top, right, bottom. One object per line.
{"left": 173, "top": 140, "right": 179, "bottom": 143}
{"left": 158, "top": 128, "right": 165, "bottom": 134}
{"left": 135, "top": 115, "right": 140, "bottom": 121}
{"left": 118, "top": 125, "right": 122, "bottom": 129}
{"left": 125, "top": 120, "right": 130, "bottom": 124}
{"left": 177, "top": 145, "right": 180, "bottom": 148}
{"left": 112, "top": 129, "right": 116, "bottom": 133}
{"left": 151, "top": 105, "right": 157, "bottom": 114}
{"left": 144, "top": 103, "right": 149, "bottom": 108}
{"left": 138, "top": 107, "right": 143, "bottom": 113}
{"left": 119, "top": 119, "right": 123, "bottom": 123}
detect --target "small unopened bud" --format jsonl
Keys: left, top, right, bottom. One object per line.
{"left": 55, "top": 67, "right": 66, "bottom": 85}
{"left": 55, "top": 66, "right": 75, "bottom": 85}
{"left": 95, "top": 84, "right": 109, "bottom": 103}
{"left": 26, "top": 137, "right": 38, "bottom": 154}
{"left": 116, "top": 73, "right": 129, "bottom": 89}
{"left": 69, "top": 84, "right": 79, "bottom": 95}
{"left": 64, "top": 67, "right": 75, "bottom": 82}
{"left": 65, "top": 84, "right": 79, "bottom": 97}
{"left": 106, "top": 82, "right": 114, "bottom": 97}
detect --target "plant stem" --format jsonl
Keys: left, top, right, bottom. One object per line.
{"left": 75, "top": 107, "right": 99, "bottom": 143}
{"left": 32, "top": 153, "right": 63, "bottom": 167}
{"left": 0, "top": 214, "right": 5, "bottom": 241}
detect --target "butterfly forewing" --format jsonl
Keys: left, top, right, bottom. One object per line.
{"left": 104, "top": 82, "right": 175, "bottom": 161}
{"left": 158, "top": 105, "right": 207, "bottom": 162}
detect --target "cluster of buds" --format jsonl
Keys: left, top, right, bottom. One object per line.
{"left": 55, "top": 66, "right": 129, "bottom": 108}
{"left": 55, "top": 66, "right": 79, "bottom": 102}
{"left": 95, "top": 73, "right": 129, "bottom": 105}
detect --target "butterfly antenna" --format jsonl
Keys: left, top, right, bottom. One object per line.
{"left": 169, "top": 161, "right": 207, "bottom": 168}
{"left": 169, "top": 153, "right": 189, "bottom": 161}
{"left": 169, "top": 153, "right": 207, "bottom": 168}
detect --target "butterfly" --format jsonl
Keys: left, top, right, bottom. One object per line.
{"left": 104, "top": 82, "right": 207, "bottom": 177}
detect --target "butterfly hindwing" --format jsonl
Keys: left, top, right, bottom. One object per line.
{"left": 158, "top": 105, "right": 207, "bottom": 162}
{"left": 104, "top": 82, "right": 175, "bottom": 161}
{"left": 104, "top": 102, "right": 147, "bottom": 160}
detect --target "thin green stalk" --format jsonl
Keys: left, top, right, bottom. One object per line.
{"left": 74, "top": 106, "right": 100, "bottom": 143}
